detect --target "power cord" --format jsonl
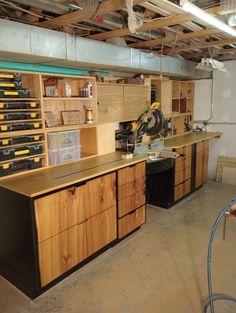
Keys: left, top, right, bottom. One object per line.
{"left": 204, "top": 199, "right": 236, "bottom": 313}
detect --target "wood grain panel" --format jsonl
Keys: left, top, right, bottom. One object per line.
{"left": 118, "top": 205, "right": 145, "bottom": 239}
{"left": 87, "top": 206, "right": 117, "bottom": 255}
{"left": 203, "top": 148, "right": 209, "bottom": 183}
{"left": 175, "top": 156, "right": 191, "bottom": 172}
{"left": 97, "top": 84, "right": 123, "bottom": 123}
{"left": 38, "top": 222, "right": 88, "bottom": 287}
{"left": 174, "top": 184, "right": 183, "bottom": 201}
{"left": 118, "top": 176, "right": 145, "bottom": 200}
{"left": 123, "top": 85, "right": 150, "bottom": 121}
{"left": 35, "top": 172, "right": 116, "bottom": 242}
{"left": 118, "top": 189, "right": 145, "bottom": 218}
{"left": 195, "top": 150, "right": 204, "bottom": 188}
{"left": 118, "top": 161, "right": 145, "bottom": 186}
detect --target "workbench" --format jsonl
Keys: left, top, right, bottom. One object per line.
{"left": 0, "top": 131, "right": 221, "bottom": 298}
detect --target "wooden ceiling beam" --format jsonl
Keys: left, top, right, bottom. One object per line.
{"left": 162, "top": 38, "right": 236, "bottom": 54}
{"left": 39, "top": 0, "right": 145, "bottom": 28}
{"left": 128, "top": 28, "right": 222, "bottom": 49}
{"left": 88, "top": 6, "right": 236, "bottom": 41}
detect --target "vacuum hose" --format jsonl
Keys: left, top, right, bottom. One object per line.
{"left": 204, "top": 199, "right": 236, "bottom": 313}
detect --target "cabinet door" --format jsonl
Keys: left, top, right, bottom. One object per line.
{"left": 87, "top": 206, "right": 117, "bottom": 255}
{"left": 123, "top": 85, "right": 149, "bottom": 121}
{"left": 38, "top": 222, "right": 88, "bottom": 287}
{"left": 97, "top": 84, "right": 123, "bottom": 122}
{"left": 35, "top": 173, "right": 116, "bottom": 243}
{"left": 203, "top": 146, "right": 209, "bottom": 183}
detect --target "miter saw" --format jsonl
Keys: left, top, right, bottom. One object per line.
{"left": 116, "top": 102, "right": 167, "bottom": 155}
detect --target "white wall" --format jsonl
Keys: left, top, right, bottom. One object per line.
{"left": 194, "top": 60, "right": 236, "bottom": 179}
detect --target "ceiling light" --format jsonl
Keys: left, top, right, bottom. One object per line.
{"left": 195, "top": 58, "right": 227, "bottom": 72}
{"left": 180, "top": 0, "right": 236, "bottom": 37}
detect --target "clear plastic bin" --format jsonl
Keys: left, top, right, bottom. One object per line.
{"left": 48, "top": 146, "right": 81, "bottom": 165}
{"left": 47, "top": 130, "right": 80, "bottom": 149}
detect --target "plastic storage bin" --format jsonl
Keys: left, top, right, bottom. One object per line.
{"left": 47, "top": 130, "right": 80, "bottom": 149}
{"left": 0, "top": 101, "right": 39, "bottom": 110}
{"left": 0, "top": 134, "right": 43, "bottom": 147}
{"left": 48, "top": 146, "right": 80, "bottom": 165}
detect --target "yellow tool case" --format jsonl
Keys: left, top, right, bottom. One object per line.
{"left": 0, "top": 156, "right": 43, "bottom": 177}
{"left": 0, "top": 101, "right": 39, "bottom": 110}
{"left": 0, "top": 73, "right": 21, "bottom": 81}
{"left": 0, "top": 144, "right": 43, "bottom": 161}
{"left": 0, "top": 122, "right": 42, "bottom": 132}
{"left": 0, "top": 112, "right": 40, "bottom": 121}
{"left": 0, "top": 81, "right": 22, "bottom": 89}
{"left": 0, "top": 134, "right": 43, "bottom": 146}
{"left": 0, "top": 89, "right": 30, "bottom": 98}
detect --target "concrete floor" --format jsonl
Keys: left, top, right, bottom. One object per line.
{"left": 1, "top": 180, "right": 236, "bottom": 313}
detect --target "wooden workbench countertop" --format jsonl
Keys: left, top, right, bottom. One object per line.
{"left": 0, "top": 152, "right": 148, "bottom": 198}
{"left": 164, "top": 131, "right": 221, "bottom": 148}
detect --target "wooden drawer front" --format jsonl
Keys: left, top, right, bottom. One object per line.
{"left": 118, "top": 162, "right": 145, "bottom": 186}
{"left": 38, "top": 222, "right": 88, "bottom": 287}
{"left": 118, "top": 189, "right": 146, "bottom": 218}
{"left": 118, "top": 205, "right": 146, "bottom": 239}
{"left": 86, "top": 206, "right": 117, "bottom": 256}
{"left": 118, "top": 176, "right": 145, "bottom": 200}
{"left": 176, "top": 145, "right": 192, "bottom": 158}
{"left": 174, "top": 179, "right": 191, "bottom": 201}
{"left": 35, "top": 172, "right": 116, "bottom": 243}
{"left": 175, "top": 166, "right": 191, "bottom": 185}
{"left": 175, "top": 156, "right": 191, "bottom": 172}
{"left": 38, "top": 206, "right": 116, "bottom": 287}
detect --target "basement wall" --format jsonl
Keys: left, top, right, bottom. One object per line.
{"left": 194, "top": 60, "right": 236, "bottom": 179}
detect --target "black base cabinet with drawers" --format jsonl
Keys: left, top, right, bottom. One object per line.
{"left": 146, "top": 140, "right": 209, "bottom": 209}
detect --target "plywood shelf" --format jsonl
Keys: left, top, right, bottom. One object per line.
{"left": 43, "top": 97, "right": 96, "bottom": 101}
{"left": 45, "top": 124, "right": 96, "bottom": 133}
{"left": 0, "top": 129, "right": 44, "bottom": 139}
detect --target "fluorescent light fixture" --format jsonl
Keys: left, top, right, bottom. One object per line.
{"left": 180, "top": 0, "right": 236, "bottom": 37}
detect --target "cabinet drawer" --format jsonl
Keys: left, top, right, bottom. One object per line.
{"left": 118, "top": 161, "right": 145, "bottom": 186}
{"left": 175, "top": 166, "right": 191, "bottom": 185}
{"left": 118, "top": 205, "right": 146, "bottom": 239}
{"left": 38, "top": 206, "right": 116, "bottom": 287}
{"left": 196, "top": 141, "right": 204, "bottom": 153}
{"left": 174, "top": 179, "right": 191, "bottom": 201}
{"left": 175, "top": 156, "right": 191, "bottom": 172}
{"left": 35, "top": 172, "right": 116, "bottom": 243}
{"left": 118, "top": 189, "right": 145, "bottom": 218}
{"left": 38, "top": 222, "right": 88, "bottom": 287}
{"left": 118, "top": 176, "right": 145, "bottom": 200}
{"left": 86, "top": 206, "right": 117, "bottom": 256}
{"left": 175, "top": 145, "right": 192, "bottom": 158}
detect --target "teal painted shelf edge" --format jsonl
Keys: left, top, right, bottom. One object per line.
{"left": 0, "top": 61, "right": 110, "bottom": 76}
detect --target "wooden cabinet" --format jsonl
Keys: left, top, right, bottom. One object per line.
{"left": 123, "top": 85, "right": 149, "bottom": 121}
{"left": 38, "top": 206, "right": 116, "bottom": 287}
{"left": 195, "top": 140, "right": 209, "bottom": 188}
{"left": 35, "top": 172, "right": 116, "bottom": 243}
{"left": 97, "top": 83, "right": 150, "bottom": 123}
{"left": 97, "top": 84, "right": 123, "bottom": 122}
{"left": 35, "top": 172, "right": 116, "bottom": 286}
{"left": 174, "top": 145, "right": 192, "bottom": 201}
{"left": 117, "top": 161, "right": 146, "bottom": 238}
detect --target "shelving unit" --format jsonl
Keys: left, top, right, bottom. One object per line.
{"left": 146, "top": 76, "right": 195, "bottom": 138}
{"left": 0, "top": 70, "right": 99, "bottom": 178}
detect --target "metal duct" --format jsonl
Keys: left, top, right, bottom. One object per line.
{"left": 0, "top": 19, "right": 211, "bottom": 79}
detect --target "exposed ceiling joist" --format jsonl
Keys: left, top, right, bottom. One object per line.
{"left": 88, "top": 6, "right": 236, "bottom": 41}
{"left": 39, "top": 0, "right": 146, "bottom": 28}
{"left": 129, "top": 28, "right": 228, "bottom": 49}
{"left": 162, "top": 38, "right": 236, "bottom": 54}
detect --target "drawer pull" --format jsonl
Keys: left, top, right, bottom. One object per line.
{"left": 128, "top": 209, "right": 136, "bottom": 215}
{"left": 73, "top": 181, "right": 86, "bottom": 187}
